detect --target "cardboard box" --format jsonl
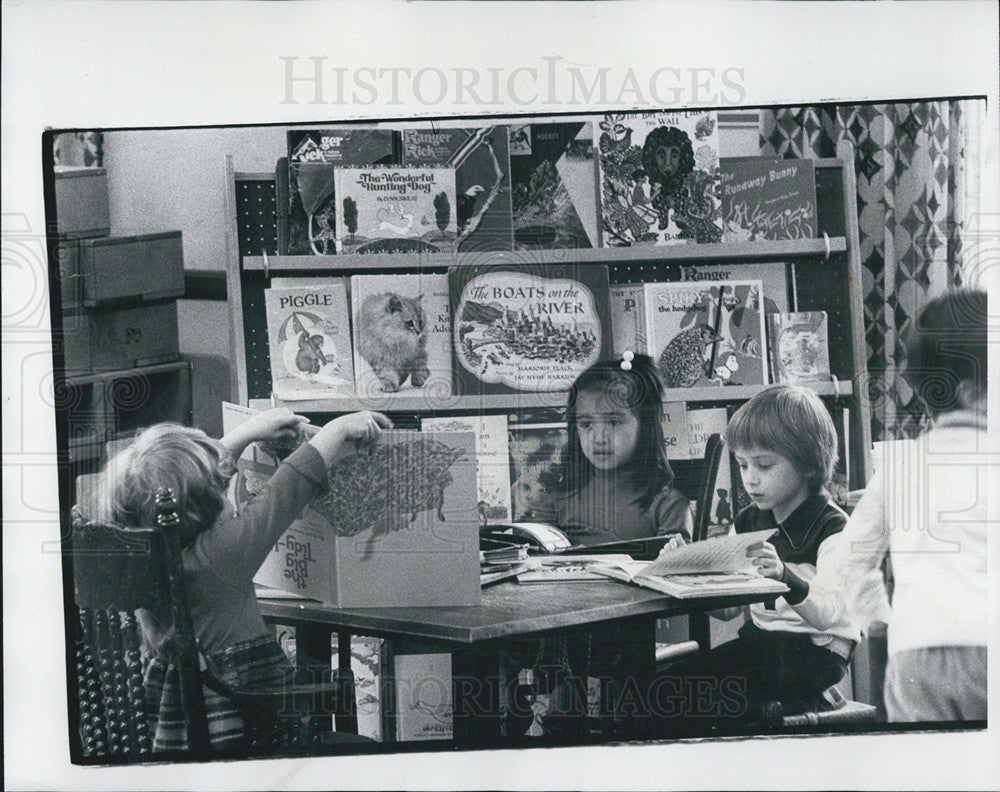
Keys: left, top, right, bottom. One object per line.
{"left": 224, "top": 405, "right": 482, "bottom": 608}
{"left": 62, "top": 300, "right": 180, "bottom": 374}
{"left": 54, "top": 167, "right": 110, "bottom": 237}
{"left": 58, "top": 231, "right": 184, "bottom": 308}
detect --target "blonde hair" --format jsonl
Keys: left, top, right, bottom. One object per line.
{"left": 726, "top": 385, "right": 838, "bottom": 492}
{"left": 92, "top": 423, "right": 235, "bottom": 546}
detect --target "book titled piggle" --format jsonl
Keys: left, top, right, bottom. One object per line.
{"left": 587, "top": 530, "right": 789, "bottom": 598}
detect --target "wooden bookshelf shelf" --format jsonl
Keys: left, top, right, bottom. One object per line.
{"left": 243, "top": 237, "right": 846, "bottom": 273}
{"left": 249, "top": 380, "right": 853, "bottom": 415}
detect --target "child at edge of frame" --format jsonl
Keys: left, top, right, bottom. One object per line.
{"left": 77, "top": 407, "right": 392, "bottom": 753}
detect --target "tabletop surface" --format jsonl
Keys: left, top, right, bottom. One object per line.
{"left": 258, "top": 580, "right": 772, "bottom": 646}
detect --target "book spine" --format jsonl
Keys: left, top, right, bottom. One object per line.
{"left": 275, "top": 157, "right": 290, "bottom": 255}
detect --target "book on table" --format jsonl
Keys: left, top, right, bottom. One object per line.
{"left": 587, "top": 529, "right": 789, "bottom": 598}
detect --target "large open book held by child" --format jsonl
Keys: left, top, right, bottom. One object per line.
{"left": 587, "top": 529, "right": 789, "bottom": 599}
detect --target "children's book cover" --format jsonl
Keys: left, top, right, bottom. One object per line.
{"left": 422, "top": 413, "right": 512, "bottom": 525}
{"left": 394, "top": 653, "right": 453, "bottom": 741}
{"left": 768, "top": 310, "right": 831, "bottom": 384}
{"left": 596, "top": 110, "right": 721, "bottom": 247}
{"left": 644, "top": 280, "right": 767, "bottom": 389}
{"left": 507, "top": 412, "right": 568, "bottom": 523}
{"left": 263, "top": 282, "right": 355, "bottom": 400}
{"left": 287, "top": 129, "right": 399, "bottom": 255}
{"left": 350, "top": 273, "right": 452, "bottom": 399}
{"left": 223, "top": 404, "right": 480, "bottom": 607}
{"left": 720, "top": 157, "right": 817, "bottom": 242}
{"left": 687, "top": 406, "right": 734, "bottom": 530}
{"left": 661, "top": 401, "right": 689, "bottom": 461}
{"left": 509, "top": 121, "right": 599, "bottom": 250}
{"left": 331, "top": 634, "right": 386, "bottom": 741}
{"left": 334, "top": 167, "right": 457, "bottom": 254}
{"left": 450, "top": 264, "right": 611, "bottom": 394}
{"left": 401, "top": 126, "right": 513, "bottom": 252}
{"left": 609, "top": 283, "right": 646, "bottom": 358}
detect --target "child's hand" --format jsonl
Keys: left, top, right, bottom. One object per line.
{"left": 656, "top": 534, "right": 684, "bottom": 558}
{"left": 220, "top": 408, "right": 309, "bottom": 459}
{"left": 310, "top": 410, "right": 393, "bottom": 466}
{"left": 244, "top": 408, "right": 310, "bottom": 444}
{"left": 746, "top": 541, "right": 784, "bottom": 580}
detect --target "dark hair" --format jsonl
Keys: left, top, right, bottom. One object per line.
{"left": 903, "top": 289, "right": 987, "bottom": 417}
{"left": 561, "top": 353, "right": 674, "bottom": 510}
{"left": 727, "top": 385, "right": 837, "bottom": 492}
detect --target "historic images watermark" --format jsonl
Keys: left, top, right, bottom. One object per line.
{"left": 279, "top": 57, "right": 746, "bottom": 109}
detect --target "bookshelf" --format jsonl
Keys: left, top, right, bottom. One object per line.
{"left": 225, "top": 136, "right": 872, "bottom": 491}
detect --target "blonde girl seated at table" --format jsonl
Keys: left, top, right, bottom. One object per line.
{"left": 84, "top": 408, "right": 391, "bottom": 752}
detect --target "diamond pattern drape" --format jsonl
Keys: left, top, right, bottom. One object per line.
{"left": 759, "top": 101, "right": 982, "bottom": 441}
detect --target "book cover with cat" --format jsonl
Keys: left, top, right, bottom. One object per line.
{"left": 422, "top": 413, "right": 513, "bottom": 525}
{"left": 401, "top": 126, "right": 513, "bottom": 252}
{"left": 334, "top": 167, "right": 457, "bottom": 255}
{"left": 350, "top": 273, "right": 453, "bottom": 399}
{"left": 596, "top": 110, "right": 721, "bottom": 247}
{"left": 263, "top": 281, "right": 355, "bottom": 400}
{"left": 644, "top": 280, "right": 767, "bottom": 390}
{"left": 720, "top": 157, "right": 817, "bottom": 242}
{"left": 507, "top": 409, "right": 567, "bottom": 523}
{"left": 287, "top": 129, "right": 399, "bottom": 255}
{"left": 767, "top": 310, "right": 830, "bottom": 384}
{"left": 687, "top": 406, "right": 734, "bottom": 530}
{"left": 508, "top": 120, "right": 600, "bottom": 250}
{"left": 224, "top": 404, "right": 480, "bottom": 607}
{"left": 449, "top": 263, "right": 612, "bottom": 394}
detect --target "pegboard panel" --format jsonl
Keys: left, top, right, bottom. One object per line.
{"left": 235, "top": 178, "right": 278, "bottom": 399}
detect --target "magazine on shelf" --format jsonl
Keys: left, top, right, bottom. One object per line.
{"left": 587, "top": 530, "right": 788, "bottom": 598}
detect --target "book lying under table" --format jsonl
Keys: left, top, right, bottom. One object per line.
{"left": 587, "top": 530, "right": 789, "bottom": 598}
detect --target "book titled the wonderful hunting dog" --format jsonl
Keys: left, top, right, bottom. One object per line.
{"left": 596, "top": 110, "right": 721, "bottom": 247}
{"left": 334, "top": 166, "right": 458, "bottom": 255}
{"left": 450, "top": 263, "right": 612, "bottom": 394}
{"left": 720, "top": 157, "right": 817, "bottom": 242}
{"left": 286, "top": 129, "right": 399, "bottom": 255}
{"left": 263, "top": 282, "right": 355, "bottom": 400}
{"left": 587, "top": 529, "right": 788, "bottom": 598}
{"left": 644, "top": 280, "right": 767, "bottom": 390}
{"left": 349, "top": 273, "right": 453, "bottom": 399}
{"left": 401, "top": 126, "right": 513, "bottom": 252}
{"left": 223, "top": 402, "right": 480, "bottom": 607}
{"left": 508, "top": 119, "right": 600, "bottom": 250}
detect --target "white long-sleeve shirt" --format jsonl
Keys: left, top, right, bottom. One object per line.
{"left": 801, "top": 410, "right": 990, "bottom": 657}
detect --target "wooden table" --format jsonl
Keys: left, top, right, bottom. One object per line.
{"left": 259, "top": 581, "right": 777, "bottom": 747}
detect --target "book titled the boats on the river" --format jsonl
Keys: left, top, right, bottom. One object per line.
{"left": 587, "top": 529, "right": 789, "bottom": 598}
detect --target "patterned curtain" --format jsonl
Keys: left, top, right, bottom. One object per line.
{"left": 53, "top": 131, "right": 103, "bottom": 167}
{"left": 759, "top": 101, "right": 983, "bottom": 441}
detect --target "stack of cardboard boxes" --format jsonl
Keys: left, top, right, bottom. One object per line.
{"left": 54, "top": 166, "right": 191, "bottom": 461}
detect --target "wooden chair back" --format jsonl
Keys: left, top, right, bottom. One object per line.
{"left": 73, "top": 488, "right": 211, "bottom": 759}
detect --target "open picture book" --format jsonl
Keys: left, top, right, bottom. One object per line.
{"left": 587, "top": 529, "right": 789, "bottom": 599}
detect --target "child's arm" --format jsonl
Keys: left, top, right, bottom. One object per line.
{"left": 220, "top": 407, "right": 310, "bottom": 460}
{"left": 306, "top": 410, "right": 394, "bottom": 466}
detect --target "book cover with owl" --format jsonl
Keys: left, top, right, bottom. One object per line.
{"left": 768, "top": 310, "right": 830, "bottom": 384}
{"left": 401, "top": 126, "right": 513, "bottom": 252}
{"left": 720, "top": 157, "right": 817, "bottom": 242}
{"left": 644, "top": 280, "right": 767, "bottom": 390}
{"left": 595, "top": 110, "right": 721, "bottom": 247}
{"left": 263, "top": 282, "right": 355, "bottom": 400}
{"left": 422, "top": 413, "right": 512, "bottom": 525}
{"left": 449, "top": 263, "right": 612, "bottom": 395}
{"left": 287, "top": 129, "right": 400, "bottom": 255}
{"left": 334, "top": 167, "right": 457, "bottom": 255}
{"left": 508, "top": 120, "right": 600, "bottom": 250}
{"left": 350, "top": 273, "right": 453, "bottom": 399}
